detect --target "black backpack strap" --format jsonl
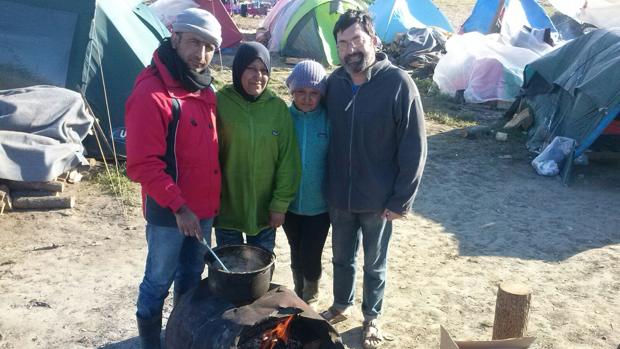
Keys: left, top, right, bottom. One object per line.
{"left": 163, "top": 98, "right": 181, "bottom": 181}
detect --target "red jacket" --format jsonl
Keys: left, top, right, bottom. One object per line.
{"left": 125, "top": 52, "right": 220, "bottom": 226}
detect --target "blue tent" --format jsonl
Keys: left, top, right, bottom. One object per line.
{"left": 461, "top": 0, "right": 554, "bottom": 34}
{"left": 370, "top": 0, "right": 454, "bottom": 43}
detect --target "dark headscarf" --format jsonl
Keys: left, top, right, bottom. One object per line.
{"left": 156, "top": 38, "right": 213, "bottom": 92}
{"left": 232, "top": 42, "right": 271, "bottom": 102}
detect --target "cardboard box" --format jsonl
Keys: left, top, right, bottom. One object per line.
{"left": 440, "top": 326, "right": 535, "bottom": 349}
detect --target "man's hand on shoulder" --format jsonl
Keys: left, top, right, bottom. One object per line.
{"left": 175, "top": 205, "right": 202, "bottom": 240}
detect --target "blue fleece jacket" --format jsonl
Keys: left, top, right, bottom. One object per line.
{"left": 288, "top": 104, "right": 329, "bottom": 216}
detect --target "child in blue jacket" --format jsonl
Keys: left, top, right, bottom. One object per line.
{"left": 283, "top": 60, "right": 330, "bottom": 303}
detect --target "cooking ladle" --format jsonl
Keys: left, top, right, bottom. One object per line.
{"left": 200, "top": 237, "right": 230, "bottom": 272}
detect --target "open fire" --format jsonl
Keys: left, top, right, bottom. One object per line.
{"left": 259, "top": 315, "right": 295, "bottom": 349}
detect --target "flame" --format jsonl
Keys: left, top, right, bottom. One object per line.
{"left": 259, "top": 315, "right": 295, "bottom": 349}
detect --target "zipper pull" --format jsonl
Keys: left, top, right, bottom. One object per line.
{"left": 345, "top": 98, "right": 353, "bottom": 111}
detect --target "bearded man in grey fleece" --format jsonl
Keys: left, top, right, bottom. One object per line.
{"left": 320, "top": 9, "right": 427, "bottom": 349}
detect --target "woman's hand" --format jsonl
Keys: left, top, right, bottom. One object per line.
{"left": 269, "top": 211, "right": 285, "bottom": 228}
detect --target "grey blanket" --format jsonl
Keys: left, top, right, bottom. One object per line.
{"left": 0, "top": 85, "right": 94, "bottom": 181}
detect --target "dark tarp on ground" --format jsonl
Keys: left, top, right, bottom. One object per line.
{"left": 518, "top": 28, "right": 620, "bottom": 157}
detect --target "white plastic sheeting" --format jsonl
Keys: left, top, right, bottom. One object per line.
{"left": 548, "top": 0, "right": 620, "bottom": 29}
{"left": 433, "top": 32, "right": 542, "bottom": 103}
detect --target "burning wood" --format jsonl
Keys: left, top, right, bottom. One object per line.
{"left": 259, "top": 315, "right": 295, "bottom": 349}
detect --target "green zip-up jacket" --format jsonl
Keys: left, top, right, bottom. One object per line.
{"left": 215, "top": 85, "right": 301, "bottom": 235}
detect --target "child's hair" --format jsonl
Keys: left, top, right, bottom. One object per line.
{"left": 285, "top": 60, "right": 327, "bottom": 96}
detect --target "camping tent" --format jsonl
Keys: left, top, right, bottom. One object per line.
{"left": 150, "top": 0, "right": 243, "bottom": 48}
{"left": 0, "top": 0, "right": 169, "bottom": 157}
{"left": 515, "top": 28, "right": 620, "bottom": 157}
{"left": 461, "top": 0, "right": 555, "bottom": 38}
{"left": 369, "top": 0, "right": 454, "bottom": 43}
{"left": 259, "top": 0, "right": 365, "bottom": 66}
{"left": 195, "top": 0, "right": 242, "bottom": 48}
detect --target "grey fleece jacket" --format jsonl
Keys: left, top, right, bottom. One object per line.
{"left": 326, "top": 52, "right": 427, "bottom": 215}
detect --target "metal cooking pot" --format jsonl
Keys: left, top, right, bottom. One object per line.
{"left": 204, "top": 245, "right": 275, "bottom": 304}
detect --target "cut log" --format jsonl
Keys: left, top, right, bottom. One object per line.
{"left": 492, "top": 281, "right": 531, "bottom": 340}
{"left": 0, "top": 184, "right": 12, "bottom": 214}
{"left": 11, "top": 190, "right": 60, "bottom": 198}
{"left": 459, "top": 125, "right": 491, "bottom": 139}
{"left": 504, "top": 108, "right": 533, "bottom": 130}
{"left": 12, "top": 196, "right": 75, "bottom": 210}
{"left": 0, "top": 180, "right": 64, "bottom": 193}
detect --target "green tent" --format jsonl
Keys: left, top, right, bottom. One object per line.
{"left": 515, "top": 28, "right": 620, "bottom": 157}
{"left": 0, "top": 0, "right": 169, "bottom": 156}
{"left": 264, "top": 0, "right": 365, "bottom": 66}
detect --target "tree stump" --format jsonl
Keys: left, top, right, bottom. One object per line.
{"left": 492, "top": 281, "right": 531, "bottom": 340}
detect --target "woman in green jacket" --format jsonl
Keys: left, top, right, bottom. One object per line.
{"left": 215, "top": 42, "right": 300, "bottom": 253}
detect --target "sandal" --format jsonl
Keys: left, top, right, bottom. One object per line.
{"left": 362, "top": 319, "right": 384, "bottom": 349}
{"left": 319, "top": 306, "right": 349, "bottom": 325}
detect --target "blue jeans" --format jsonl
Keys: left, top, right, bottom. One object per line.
{"left": 215, "top": 227, "right": 276, "bottom": 253}
{"left": 329, "top": 207, "right": 392, "bottom": 320}
{"left": 136, "top": 219, "right": 213, "bottom": 319}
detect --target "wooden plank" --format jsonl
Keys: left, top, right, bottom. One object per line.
{"left": 459, "top": 125, "right": 491, "bottom": 139}
{"left": 504, "top": 109, "right": 533, "bottom": 129}
{"left": 11, "top": 190, "right": 59, "bottom": 198}
{"left": 0, "top": 180, "right": 64, "bottom": 193}
{"left": 0, "top": 184, "right": 12, "bottom": 214}
{"left": 12, "top": 196, "right": 75, "bottom": 210}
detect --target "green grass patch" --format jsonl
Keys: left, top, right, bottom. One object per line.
{"left": 425, "top": 110, "right": 478, "bottom": 128}
{"left": 91, "top": 164, "right": 139, "bottom": 206}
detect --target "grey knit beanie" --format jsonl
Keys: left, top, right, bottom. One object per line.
{"left": 286, "top": 60, "right": 327, "bottom": 96}
{"left": 172, "top": 8, "right": 222, "bottom": 48}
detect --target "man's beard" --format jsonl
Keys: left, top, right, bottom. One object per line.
{"left": 343, "top": 51, "right": 372, "bottom": 75}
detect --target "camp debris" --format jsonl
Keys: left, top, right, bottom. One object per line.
{"left": 0, "top": 177, "right": 80, "bottom": 213}
{"left": 384, "top": 26, "right": 449, "bottom": 79}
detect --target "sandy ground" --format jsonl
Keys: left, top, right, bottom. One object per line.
{"left": 1, "top": 116, "right": 619, "bottom": 349}
{"left": 1, "top": 2, "right": 620, "bottom": 349}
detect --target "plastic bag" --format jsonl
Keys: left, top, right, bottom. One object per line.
{"left": 531, "top": 136, "right": 576, "bottom": 176}
{"left": 433, "top": 32, "right": 541, "bottom": 103}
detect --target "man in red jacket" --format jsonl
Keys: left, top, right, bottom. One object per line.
{"left": 124, "top": 8, "right": 222, "bottom": 349}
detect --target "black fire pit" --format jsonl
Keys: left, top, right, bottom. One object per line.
{"left": 166, "top": 280, "right": 344, "bottom": 349}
